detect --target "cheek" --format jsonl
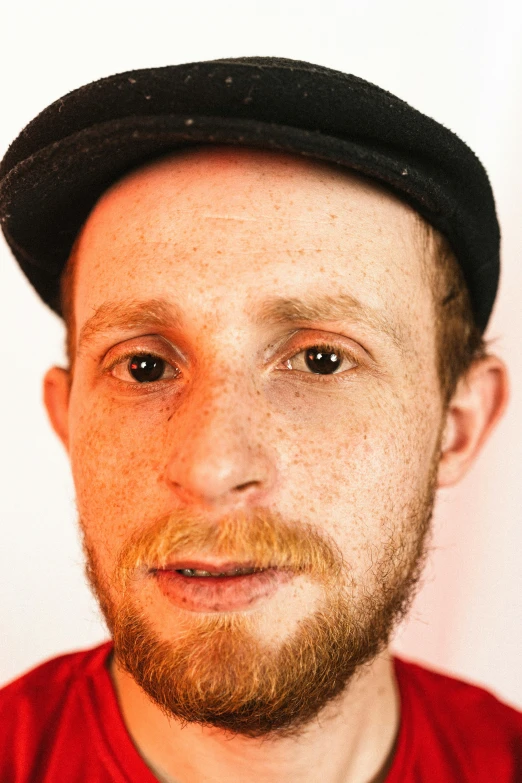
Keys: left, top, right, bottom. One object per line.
{"left": 291, "top": 407, "right": 438, "bottom": 570}
{"left": 68, "top": 395, "right": 169, "bottom": 567}
{"left": 67, "top": 373, "right": 439, "bottom": 580}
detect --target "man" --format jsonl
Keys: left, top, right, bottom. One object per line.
{"left": 0, "top": 57, "right": 518, "bottom": 782}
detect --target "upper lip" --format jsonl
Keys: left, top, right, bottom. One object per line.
{"left": 151, "top": 560, "right": 274, "bottom": 573}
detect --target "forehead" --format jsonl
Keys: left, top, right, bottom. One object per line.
{"left": 81, "top": 145, "right": 421, "bottom": 238}
{"left": 72, "top": 146, "right": 432, "bottom": 352}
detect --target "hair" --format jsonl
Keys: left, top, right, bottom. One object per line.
{"left": 59, "top": 214, "right": 496, "bottom": 413}
{"left": 414, "top": 218, "right": 497, "bottom": 411}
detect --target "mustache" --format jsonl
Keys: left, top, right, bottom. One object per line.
{"left": 116, "top": 507, "right": 346, "bottom": 590}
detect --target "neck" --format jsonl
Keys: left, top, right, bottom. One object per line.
{"left": 110, "top": 650, "right": 401, "bottom": 783}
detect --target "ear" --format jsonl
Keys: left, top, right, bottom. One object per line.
{"left": 437, "top": 355, "right": 510, "bottom": 488}
{"left": 43, "top": 366, "right": 72, "bottom": 453}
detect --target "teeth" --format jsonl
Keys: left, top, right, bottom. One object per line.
{"left": 178, "top": 567, "right": 264, "bottom": 577}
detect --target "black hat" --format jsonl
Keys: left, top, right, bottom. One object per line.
{"left": 0, "top": 56, "right": 500, "bottom": 333}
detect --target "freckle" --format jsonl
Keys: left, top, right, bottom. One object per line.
{"left": 193, "top": 247, "right": 198, "bottom": 252}
{"left": 294, "top": 391, "right": 300, "bottom": 398}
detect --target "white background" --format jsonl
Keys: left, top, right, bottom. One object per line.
{"left": 1, "top": 0, "right": 521, "bottom": 710}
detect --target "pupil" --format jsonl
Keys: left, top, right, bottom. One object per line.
{"left": 129, "top": 354, "right": 165, "bottom": 383}
{"left": 305, "top": 347, "right": 341, "bottom": 375}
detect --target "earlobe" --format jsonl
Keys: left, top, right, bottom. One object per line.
{"left": 437, "top": 355, "right": 510, "bottom": 488}
{"left": 43, "top": 367, "right": 72, "bottom": 453}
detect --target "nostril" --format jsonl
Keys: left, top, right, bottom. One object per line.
{"left": 236, "top": 481, "right": 258, "bottom": 492}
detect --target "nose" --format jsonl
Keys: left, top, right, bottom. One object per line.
{"left": 163, "top": 372, "right": 277, "bottom": 510}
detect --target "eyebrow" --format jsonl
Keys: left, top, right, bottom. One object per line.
{"left": 78, "top": 298, "right": 183, "bottom": 355}
{"left": 78, "top": 294, "right": 407, "bottom": 355}
{"left": 255, "top": 293, "right": 407, "bottom": 352}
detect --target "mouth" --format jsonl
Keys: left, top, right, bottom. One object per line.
{"left": 150, "top": 560, "right": 294, "bottom": 613}
{"left": 151, "top": 560, "right": 271, "bottom": 577}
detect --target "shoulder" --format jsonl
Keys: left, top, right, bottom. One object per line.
{"left": 394, "top": 654, "right": 522, "bottom": 723}
{"left": 0, "top": 643, "right": 113, "bottom": 760}
{"left": 0, "top": 641, "right": 113, "bottom": 707}
{"left": 393, "top": 654, "right": 522, "bottom": 779}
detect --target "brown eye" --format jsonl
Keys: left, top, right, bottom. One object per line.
{"left": 304, "top": 345, "right": 342, "bottom": 375}
{"left": 284, "top": 343, "right": 357, "bottom": 377}
{"left": 128, "top": 354, "right": 166, "bottom": 383}
{"left": 110, "top": 352, "right": 180, "bottom": 384}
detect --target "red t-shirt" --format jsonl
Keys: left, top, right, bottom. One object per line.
{"left": 1, "top": 641, "right": 521, "bottom": 781}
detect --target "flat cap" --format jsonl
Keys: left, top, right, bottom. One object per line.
{"left": 0, "top": 56, "right": 500, "bottom": 332}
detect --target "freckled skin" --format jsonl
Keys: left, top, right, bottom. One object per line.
{"left": 69, "top": 151, "right": 441, "bottom": 598}
{"left": 43, "top": 147, "right": 509, "bottom": 783}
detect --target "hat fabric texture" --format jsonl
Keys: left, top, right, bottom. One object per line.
{"left": 0, "top": 56, "right": 499, "bottom": 332}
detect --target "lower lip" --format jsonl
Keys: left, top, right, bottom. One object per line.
{"left": 154, "top": 567, "right": 293, "bottom": 613}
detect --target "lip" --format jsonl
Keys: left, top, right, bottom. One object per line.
{"left": 153, "top": 565, "right": 293, "bottom": 613}
{"left": 156, "top": 560, "right": 268, "bottom": 573}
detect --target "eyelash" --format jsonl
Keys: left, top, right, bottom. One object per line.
{"left": 106, "top": 341, "right": 360, "bottom": 389}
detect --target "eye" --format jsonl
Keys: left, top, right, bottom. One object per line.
{"left": 282, "top": 342, "right": 358, "bottom": 379}
{"left": 107, "top": 341, "right": 359, "bottom": 388}
{"left": 109, "top": 352, "right": 180, "bottom": 384}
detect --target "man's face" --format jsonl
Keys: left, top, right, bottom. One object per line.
{"left": 65, "top": 147, "right": 445, "bottom": 737}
